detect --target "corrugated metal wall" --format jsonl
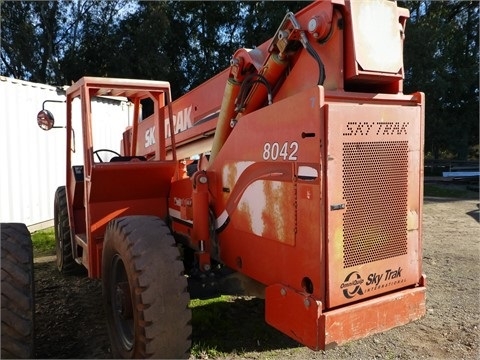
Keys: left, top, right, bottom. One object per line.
{"left": 0, "top": 76, "right": 131, "bottom": 230}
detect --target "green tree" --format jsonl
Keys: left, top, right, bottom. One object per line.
{"left": 0, "top": 0, "right": 135, "bottom": 84}
{"left": 1, "top": 0, "right": 304, "bottom": 93}
{"left": 0, "top": 1, "right": 64, "bottom": 83}
{"left": 241, "top": 1, "right": 304, "bottom": 48}
{"left": 59, "top": 0, "right": 135, "bottom": 84}
{"left": 113, "top": 1, "right": 304, "bottom": 97}
{"left": 401, "top": 1, "right": 479, "bottom": 160}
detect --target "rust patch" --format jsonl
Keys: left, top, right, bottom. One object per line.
{"left": 262, "top": 181, "right": 296, "bottom": 245}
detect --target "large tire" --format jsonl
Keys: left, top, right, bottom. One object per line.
{"left": 54, "top": 186, "right": 83, "bottom": 275}
{"left": 102, "top": 216, "right": 192, "bottom": 358}
{"left": 1, "top": 223, "right": 35, "bottom": 359}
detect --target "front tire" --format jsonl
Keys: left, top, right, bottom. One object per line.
{"left": 102, "top": 216, "right": 191, "bottom": 358}
{"left": 54, "top": 186, "right": 83, "bottom": 275}
{"left": 1, "top": 223, "right": 35, "bottom": 359}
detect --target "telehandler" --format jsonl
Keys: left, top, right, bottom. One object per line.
{"left": 35, "top": 0, "right": 426, "bottom": 358}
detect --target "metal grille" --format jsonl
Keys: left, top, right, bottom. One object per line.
{"left": 342, "top": 141, "right": 408, "bottom": 268}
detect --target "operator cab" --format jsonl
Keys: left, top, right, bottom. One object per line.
{"left": 36, "top": 77, "right": 180, "bottom": 278}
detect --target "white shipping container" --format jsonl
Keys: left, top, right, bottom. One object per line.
{"left": 0, "top": 76, "right": 132, "bottom": 230}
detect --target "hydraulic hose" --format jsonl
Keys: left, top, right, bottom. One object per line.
{"left": 235, "top": 73, "right": 273, "bottom": 112}
{"left": 305, "top": 37, "right": 326, "bottom": 86}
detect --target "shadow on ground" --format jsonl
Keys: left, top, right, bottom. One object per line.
{"left": 191, "top": 296, "right": 301, "bottom": 354}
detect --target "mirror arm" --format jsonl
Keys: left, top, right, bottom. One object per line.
{"left": 42, "top": 99, "right": 66, "bottom": 129}
{"left": 37, "top": 99, "right": 66, "bottom": 131}
{"left": 42, "top": 99, "right": 65, "bottom": 110}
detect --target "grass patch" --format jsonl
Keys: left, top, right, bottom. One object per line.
{"left": 189, "top": 295, "right": 233, "bottom": 358}
{"left": 190, "top": 342, "right": 224, "bottom": 359}
{"left": 31, "top": 227, "right": 55, "bottom": 257}
{"left": 424, "top": 183, "right": 478, "bottom": 199}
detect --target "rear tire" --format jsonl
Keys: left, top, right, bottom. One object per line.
{"left": 54, "top": 186, "right": 83, "bottom": 275}
{"left": 102, "top": 216, "right": 191, "bottom": 358}
{"left": 1, "top": 223, "right": 35, "bottom": 359}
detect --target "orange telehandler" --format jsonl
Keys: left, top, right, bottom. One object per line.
{"left": 33, "top": 0, "right": 426, "bottom": 358}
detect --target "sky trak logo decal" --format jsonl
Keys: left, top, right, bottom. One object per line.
{"left": 341, "top": 271, "right": 364, "bottom": 299}
{"left": 165, "top": 105, "right": 193, "bottom": 137}
{"left": 343, "top": 121, "right": 409, "bottom": 136}
{"left": 341, "top": 267, "right": 406, "bottom": 299}
{"left": 144, "top": 106, "right": 194, "bottom": 148}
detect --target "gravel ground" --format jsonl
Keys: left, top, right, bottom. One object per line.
{"left": 34, "top": 197, "right": 480, "bottom": 359}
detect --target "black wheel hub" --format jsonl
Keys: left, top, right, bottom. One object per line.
{"left": 111, "top": 255, "right": 134, "bottom": 351}
{"left": 115, "top": 281, "right": 133, "bottom": 319}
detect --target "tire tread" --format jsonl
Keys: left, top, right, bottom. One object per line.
{"left": 103, "top": 216, "right": 191, "bottom": 359}
{"left": 1, "top": 223, "right": 35, "bottom": 359}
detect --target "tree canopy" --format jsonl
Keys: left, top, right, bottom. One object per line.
{"left": 1, "top": 0, "right": 478, "bottom": 160}
{"left": 400, "top": 1, "right": 479, "bottom": 160}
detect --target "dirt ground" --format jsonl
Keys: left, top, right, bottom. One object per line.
{"left": 34, "top": 196, "right": 479, "bottom": 359}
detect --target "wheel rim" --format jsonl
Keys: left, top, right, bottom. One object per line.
{"left": 111, "top": 255, "right": 134, "bottom": 352}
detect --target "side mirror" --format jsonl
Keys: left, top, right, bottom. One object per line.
{"left": 37, "top": 109, "right": 55, "bottom": 131}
